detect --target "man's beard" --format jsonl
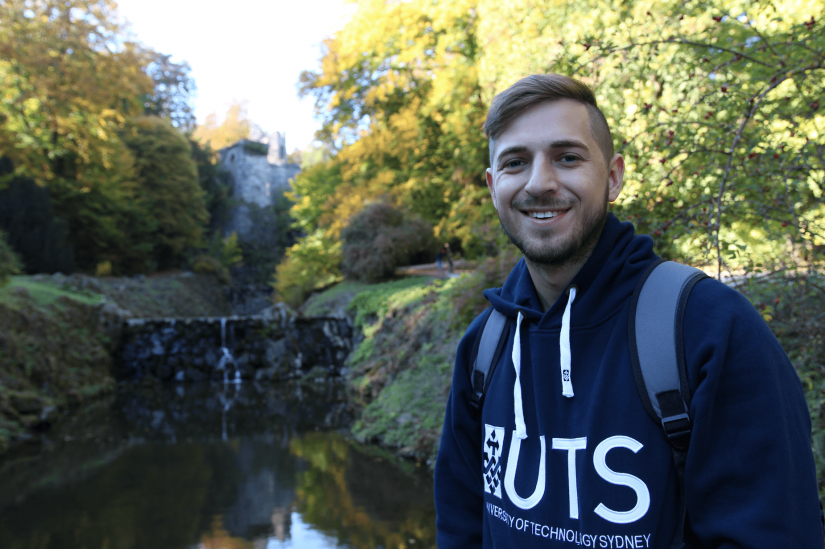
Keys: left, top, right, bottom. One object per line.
{"left": 498, "top": 189, "right": 609, "bottom": 269}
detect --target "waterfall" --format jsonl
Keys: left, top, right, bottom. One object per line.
{"left": 217, "top": 318, "right": 241, "bottom": 384}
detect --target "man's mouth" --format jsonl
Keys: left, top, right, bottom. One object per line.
{"left": 524, "top": 209, "right": 569, "bottom": 219}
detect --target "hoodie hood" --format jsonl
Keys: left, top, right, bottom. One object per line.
{"left": 484, "top": 213, "right": 658, "bottom": 329}
{"left": 483, "top": 213, "right": 658, "bottom": 406}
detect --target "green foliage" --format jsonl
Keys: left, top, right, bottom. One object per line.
{"left": 235, "top": 194, "right": 296, "bottom": 284}
{"left": 120, "top": 116, "right": 209, "bottom": 269}
{"left": 0, "top": 231, "right": 22, "bottom": 287}
{"left": 189, "top": 138, "right": 232, "bottom": 233}
{"left": 477, "top": 0, "right": 824, "bottom": 273}
{"left": 295, "top": 0, "right": 491, "bottom": 253}
{"left": 301, "top": 280, "right": 380, "bottom": 316}
{"left": 191, "top": 100, "right": 252, "bottom": 151}
{"left": 0, "top": 276, "right": 104, "bottom": 307}
{"left": 0, "top": 0, "right": 152, "bottom": 187}
{"left": 142, "top": 52, "right": 196, "bottom": 130}
{"left": 295, "top": 0, "right": 823, "bottom": 274}
{"left": 734, "top": 269, "right": 825, "bottom": 495}
{"left": 347, "top": 277, "right": 435, "bottom": 332}
{"left": 273, "top": 230, "right": 343, "bottom": 308}
{"left": 344, "top": 276, "right": 467, "bottom": 463}
{"left": 192, "top": 255, "right": 231, "bottom": 285}
{"left": 242, "top": 141, "right": 269, "bottom": 156}
{"left": 218, "top": 232, "right": 243, "bottom": 269}
{"left": 342, "top": 202, "right": 437, "bottom": 282}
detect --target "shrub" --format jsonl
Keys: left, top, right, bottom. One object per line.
{"left": 341, "top": 203, "right": 437, "bottom": 282}
{"left": 192, "top": 255, "right": 231, "bottom": 285}
{"left": 273, "top": 230, "right": 342, "bottom": 308}
{"left": 0, "top": 229, "right": 22, "bottom": 287}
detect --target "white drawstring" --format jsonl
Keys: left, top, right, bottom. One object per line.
{"left": 512, "top": 288, "right": 577, "bottom": 440}
{"left": 560, "top": 287, "right": 577, "bottom": 398}
{"left": 512, "top": 311, "right": 527, "bottom": 440}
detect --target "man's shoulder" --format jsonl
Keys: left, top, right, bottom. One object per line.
{"left": 687, "top": 276, "right": 760, "bottom": 319}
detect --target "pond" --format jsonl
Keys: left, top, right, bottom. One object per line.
{"left": 0, "top": 381, "right": 437, "bottom": 549}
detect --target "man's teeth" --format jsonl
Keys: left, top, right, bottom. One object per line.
{"left": 530, "top": 211, "right": 561, "bottom": 219}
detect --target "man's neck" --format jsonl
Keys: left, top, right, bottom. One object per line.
{"left": 524, "top": 253, "right": 592, "bottom": 312}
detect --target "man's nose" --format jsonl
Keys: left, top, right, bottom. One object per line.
{"left": 524, "top": 156, "right": 559, "bottom": 196}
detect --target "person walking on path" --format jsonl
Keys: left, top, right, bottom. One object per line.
{"left": 436, "top": 247, "right": 445, "bottom": 274}
{"left": 434, "top": 74, "right": 823, "bottom": 548}
{"left": 444, "top": 243, "right": 455, "bottom": 273}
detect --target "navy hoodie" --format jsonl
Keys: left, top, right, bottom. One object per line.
{"left": 434, "top": 214, "right": 822, "bottom": 548}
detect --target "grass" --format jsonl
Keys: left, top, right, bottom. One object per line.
{"left": 0, "top": 276, "right": 104, "bottom": 307}
{"left": 336, "top": 275, "right": 473, "bottom": 465}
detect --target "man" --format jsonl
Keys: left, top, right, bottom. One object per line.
{"left": 434, "top": 74, "right": 822, "bottom": 548}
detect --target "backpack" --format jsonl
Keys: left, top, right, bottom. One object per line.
{"left": 467, "top": 259, "right": 706, "bottom": 549}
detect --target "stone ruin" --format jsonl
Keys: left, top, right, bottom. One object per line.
{"left": 218, "top": 131, "right": 301, "bottom": 238}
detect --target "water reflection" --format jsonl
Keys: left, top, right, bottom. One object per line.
{"left": 0, "top": 382, "right": 436, "bottom": 549}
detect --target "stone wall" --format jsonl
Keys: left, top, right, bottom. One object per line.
{"left": 119, "top": 305, "right": 354, "bottom": 383}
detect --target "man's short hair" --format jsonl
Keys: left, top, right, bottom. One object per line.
{"left": 484, "top": 74, "right": 614, "bottom": 168}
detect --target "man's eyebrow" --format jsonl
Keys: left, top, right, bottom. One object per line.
{"left": 495, "top": 140, "right": 590, "bottom": 166}
{"left": 495, "top": 145, "right": 528, "bottom": 165}
{"left": 549, "top": 139, "right": 590, "bottom": 151}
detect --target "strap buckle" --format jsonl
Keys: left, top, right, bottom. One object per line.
{"left": 661, "top": 413, "right": 691, "bottom": 448}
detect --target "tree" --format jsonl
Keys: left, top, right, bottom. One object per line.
{"left": 296, "top": 0, "right": 493, "bottom": 255}
{"left": 475, "top": 0, "right": 824, "bottom": 274}
{"left": 142, "top": 52, "right": 197, "bottom": 131}
{"left": 120, "top": 116, "right": 208, "bottom": 269}
{"left": 236, "top": 192, "right": 297, "bottom": 284}
{"left": 0, "top": 158, "right": 75, "bottom": 274}
{"left": 0, "top": 0, "right": 152, "bottom": 186}
{"left": 189, "top": 138, "right": 232, "bottom": 233}
{"left": 0, "top": 0, "right": 165, "bottom": 273}
{"left": 292, "top": 0, "right": 823, "bottom": 276}
{"left": 191, "top": 101, "right": 252, "bottom": 151}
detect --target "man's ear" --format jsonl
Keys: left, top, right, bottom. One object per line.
{"left": 486, "top": 168, "right": 497, "bottom": 210}
{"left": 607, "top": 154, "right": 625, "bottom": 202}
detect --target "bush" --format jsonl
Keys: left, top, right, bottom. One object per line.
{"left": 0, "top": 229, "right": 22, "bottom": 287}
{"left": 273, "top": 230, "right": 342, "bottom": 308}
{"left": 341, "top": 203, "right": 437, "bottom": 282}
{"left": 192, "top": 255, "right": 231, "bottom": 285}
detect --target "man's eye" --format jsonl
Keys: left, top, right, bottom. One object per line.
{"left": 504, "top": 159, "right": 525, "bottom": 168}
{"left": 560, "top": 154, "right": 580, "bottom": 163}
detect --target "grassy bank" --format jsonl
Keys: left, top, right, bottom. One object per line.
{"left": 315, "top": 263, "right": 825, "bottom": 493}
{"left": 0, "top": 277, "right": 115, "bottom": 454}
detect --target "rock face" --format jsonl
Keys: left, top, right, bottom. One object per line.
{"left": 119, "top": 305, "right": 354, "bottom": 383}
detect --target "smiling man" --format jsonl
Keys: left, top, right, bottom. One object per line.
{"left": 434, "top": 74, "right": 822, "bottom": 548}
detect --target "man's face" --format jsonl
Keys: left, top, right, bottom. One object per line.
{"left": 485, "top": 99, "right": 624, "bottom": 268}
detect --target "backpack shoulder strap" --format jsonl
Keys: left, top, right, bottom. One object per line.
{"left": 469, "top": 308, "right": 509, "bottom": 411}
{"left": 628, "top": 259, "right": 707, "bottom": 443}
{"left": 628, "top": 258, "right": 707, "bottom": 549}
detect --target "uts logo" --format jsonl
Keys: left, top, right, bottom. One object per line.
{"left": 562, "top": 370, "right": 570, "bottom": 382}
{"left": 483, "top": 429, "right": 651, "bottom": 524}
{"left": 483, "top": 425, "right": 504, "bottom": 498}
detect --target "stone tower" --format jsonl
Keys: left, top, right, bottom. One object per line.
{"left": 267, "top": 132, "right": 287, "bottom": 166}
